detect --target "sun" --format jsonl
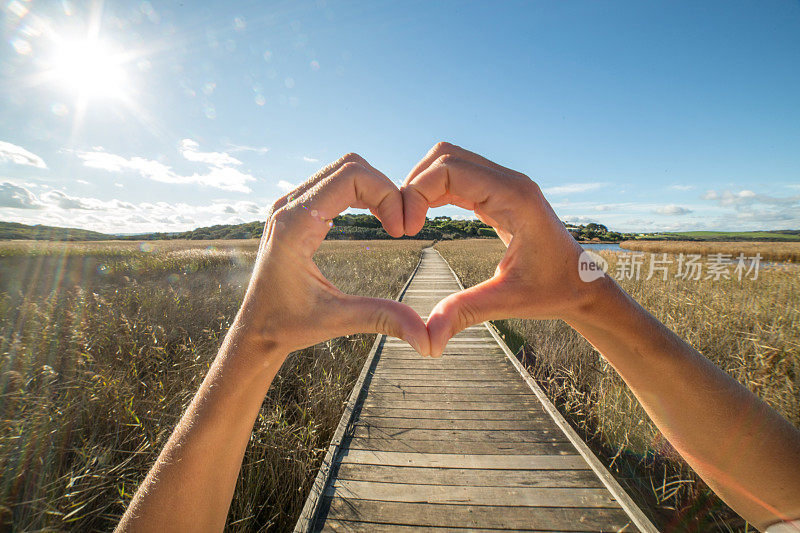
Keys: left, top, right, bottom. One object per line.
{"left": 49, "top": 37, "right": 129, "bottom": 100}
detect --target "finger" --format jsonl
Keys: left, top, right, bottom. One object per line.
{"left": 276, "top": 162, "right": 404, "bottom": 251}
{"left": 337, "top": 295, "right": 431, "bottom": 356}
{"left": 404, "top": 141, "right": 520, "bottom": 187}
{"left": 402, "top": 155, "right": 533, "bottom": 236}
{"left": 425, "top": 277, "right": 509, "bottom": 358}
{"left": 269, "top": 153, "right": 391, "bottom": 217}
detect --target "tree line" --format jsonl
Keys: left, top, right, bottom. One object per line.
{"left": 0, "top": 217, "right": 634, "bottom": 242}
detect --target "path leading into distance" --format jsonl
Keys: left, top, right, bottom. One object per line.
{"left": 296, "top": 248, "right": 658, "bottom": 532}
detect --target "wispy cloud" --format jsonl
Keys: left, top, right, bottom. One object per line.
{"left": 180, "top": 139, "right": 242, "bottom": 167}
{"left": 0, "top": 141, "right": 47, "bottom": 169}
{"left": 277, "top": 180, "right": 295, "bottom": 192}
{"left": 227, "top": 143, "right": 269, "bottom": 154}
{"left": 302, "top": 156, "right": 319, "bottom": 163}
{"left": 655, "top": 204, "right": 692, "bottom": 215}
{"left": 40, "top": 190, "right": 136, "bottom": 210}
{"left": 543, "top": 182, "right": 606, "bottom": 195}
{"left": 73, "top": 139, "right": 256, "bottom": 192}
{"left": 668, "top": 184, "right": 695, "bottom": 191}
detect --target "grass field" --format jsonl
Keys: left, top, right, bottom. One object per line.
{"left": 640, "top": 231, "right": 800, "bottom": 242}
{"left": 621, "top": 239, "right": 800, "bottom": 262}
{"left": 0, "top": 239, "right": 429, "bottom": 531}
{"left": 435, "top": 239, "right": 800, "bottom": 532}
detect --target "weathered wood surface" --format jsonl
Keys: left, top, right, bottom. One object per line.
{"left": 296, "top": 248, "right": 658, "bottom": 533}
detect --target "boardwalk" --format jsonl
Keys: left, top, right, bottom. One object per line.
{"left": 296, "top": 248, "right": 658, "bottom": 532}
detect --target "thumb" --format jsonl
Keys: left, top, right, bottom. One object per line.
{"left": 338, "top": 295, "right": 431, "bottom": 356}
{"left": 426, "top": 278, "right": 507, "bottom": 358}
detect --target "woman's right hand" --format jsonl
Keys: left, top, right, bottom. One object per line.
{"left": 401, "top": 141, "right": 610, "bottom": 357}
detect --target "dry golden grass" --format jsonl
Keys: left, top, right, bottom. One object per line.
{"left": 621, "top": 239, "right": 800, "bottom": 262}
{"left": 0, "top": 239, "right": 429, "bottom": 531}
{"left": 436, "top": 239, "right": 800, "bottom": 532}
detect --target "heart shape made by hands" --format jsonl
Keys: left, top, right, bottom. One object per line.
{"left": 249, "top": 143, "right": 590, "bottom": 359}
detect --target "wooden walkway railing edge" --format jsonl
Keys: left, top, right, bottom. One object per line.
{"left": 293, "top": 254, "right": 424, "bottom": 533}
{"left": 434, "top": 248, "right": 660, "bottom": 533}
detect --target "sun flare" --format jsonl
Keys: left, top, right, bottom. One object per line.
{"left": 49, "top": 38, "right": 128, "bottom": 100}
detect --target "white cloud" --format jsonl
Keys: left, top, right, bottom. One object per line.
{"left": 563, "top": 215, "right": 600, "bottom": 225}
{"left": 655, "top": 204, "right": 692, "bottom": 216}
{"left": 0, "top": 187, "right": 273, "bottom": 234}
{"left": 73, "top": 141, "right": 256, "bottom": 193}
{"left": 40, "top": 190, "right": 136, "bottom": 211}
{"left": 0, "top": 182, "right": 43, "bottom": 209}
{"left": 668, "top": 184, "right": 695, "bottom": 191}
{"left": 76, "top": 179, "right": 90, "bottom": 185}
{"left": 277, "top": 180, "right": 295, "bottom": 192}
{"left": 179, "top": 139, "right": 242, "bottom": 167}
{"left": 543, "top": 182, "right": 606, "bottom": 195}
{"left": 702, "top": 189, "right": 798, "bottom": 207}
{"left": 227, "top": 144, "right": 269, "bottom": 154}
{"left": 302, "top": 156, "right": 319, "bottom": 163}
{"left": 0, "top": 141, "right": 47, "bottom": 169}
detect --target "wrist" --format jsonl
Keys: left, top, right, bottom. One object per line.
{"left": 563, "top": 273, "right": 632, "bottom": 332}
{"left": 218, "top": 316, "right": 288, "bottom": 381}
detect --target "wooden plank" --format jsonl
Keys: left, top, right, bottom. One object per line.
{"left": 316, "top": 499, "right": 638, "bottom": 531}
{"left": 355, "top": 417, "right": 551, "bottom": 431}
{"left": 317, "top": 519, "right": 624, "bottom": 532}
{"left": 382, "top": 344, "right": 506, "bottom": 351}
{"left": 342, "top": 438, "right": 577, "bottom": 455}
{"left": 350, "top": 427, "right": 564, "bottom": 443}
{"left": 370, "top": 370, "right": 518, "bottom": 379}
{"left": 370, "top": 384, "right": 525, "bottom": 396}
{"left": 383, "top": 336, "right": 495, "bottom": 343}
{"left": 358, "top": 407, "right": 542, "bottom": 420}
{"left": 362, "top": 392, "right": 533, "bottom": 404}
{"left": 326, "top": 480, "right": 620, "bottom": 508}
{"left": 361, "top": 400, "right": 542, "bottom": 411}
{"left": 367, "top": 379, "right": 521, "bottom": 388}
{"left": 335, "top": 464, "right": 604, "bottom": 488}
{"left": 365, "top": 385, "right": 529, "bottom": 395}
{"left": 372, "top": 361, "right": 510, "bottom": 369}
{"left": 337, "top": 450, "right": 588, "bottom": 469}
{"left": 378, "top": 355, "right": 504, "bottom": 362}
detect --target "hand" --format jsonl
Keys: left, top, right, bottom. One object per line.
{"left": 402, "top": 142, "right": 606, "bottom": 357}
{"left": 236, "top": 153, "right": 431, "bottom": 359}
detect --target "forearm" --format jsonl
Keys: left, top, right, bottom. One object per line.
{"left": 117, "top": 323, "right": 284, "bottom": 533}
{"left": 566, "top": 278, "right": 800, "bottom": 529}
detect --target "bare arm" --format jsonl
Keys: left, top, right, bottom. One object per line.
{"left": 403, "top": 141, "right": 800, "bottom": 530}
{"left": 117, "top": 154, "right": 429, "bottom": 532}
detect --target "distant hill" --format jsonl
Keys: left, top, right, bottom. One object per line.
{"left": 0, "top": 221, "right": 112, "bottom": 241}
{"left": 16, "top": 217, "right": 794, "bottom": 243}
{"left": 638, "top": 230, "right": 800, "bottom": 242}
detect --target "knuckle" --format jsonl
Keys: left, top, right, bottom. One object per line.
{"left": 340, "top": 152, "right": 366, "bottom": 165}
{"left": 338, "top": 160, "right": 364, "bottom": 175}
{"left": 455, "top": 301, "right": 478, "bottom": 332}
{"left": 267, "top": 195, "right": 289, "bottom": 218}
{"left": 370, "top": 307, "right": 401, "bottom": 338}
{"left": 432, "top": 141, "right": 456, "bottom": 154}
{"left": 271, "top": 205, "right": 293, "bottom": 225}
{"left": 435, "top": 153, "right": 456, "bottom": 166}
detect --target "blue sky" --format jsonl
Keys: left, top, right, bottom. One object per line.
{"left": 1, "top": 0, "right": 799, "bottom": 234}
